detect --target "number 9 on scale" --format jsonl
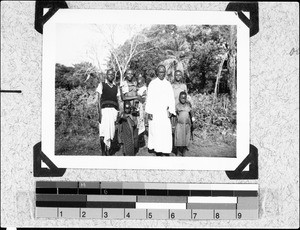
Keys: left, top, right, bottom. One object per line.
{"left": 237, "top": 212, "right": 242, "bottom": 219}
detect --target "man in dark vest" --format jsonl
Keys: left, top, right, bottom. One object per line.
{"left": 96, "top": 69, "right": 121, "bottom": 155}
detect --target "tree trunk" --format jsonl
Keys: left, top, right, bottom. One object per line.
{"left": 227, "top": 25, "right": 237, "bottom": 107}
{"left": 213, "top": 53, "right": 227, "bottom": 104}
{"left": 227, "top": 54, "right": 236, "bottom": 105}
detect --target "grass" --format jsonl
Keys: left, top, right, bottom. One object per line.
{"left": 55, "top": 134, "right": 101, "bottom": 155}
{"left": 55, "top": 129, "right": 236, "bottom": 157}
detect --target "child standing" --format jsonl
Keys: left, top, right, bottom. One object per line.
{"left": 172, "top": 70, "right": 188, "bottom": 105}
{"left": 117, "top": 101, "right": 138, "bottom": 156}
{"left": 136, "top": 76, "right": 147, "bottom": 148}
{"left": 174, "top": 91, "right": 194, "bottom": 156}
{"left": 120, "top": 69, "right": 138, "bottom": 106}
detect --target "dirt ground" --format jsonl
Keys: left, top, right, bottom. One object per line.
{"left": 56, "top": 130, "right": 236, "bottom": 158}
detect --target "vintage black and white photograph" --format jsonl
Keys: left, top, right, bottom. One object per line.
{"left": 42, "top": 10, "right": 249, "bottom": 170}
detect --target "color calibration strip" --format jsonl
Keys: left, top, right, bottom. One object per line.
{"left": 35, "top": 182, "right": 258, "bottom": 220}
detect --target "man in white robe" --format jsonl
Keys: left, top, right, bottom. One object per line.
{"left": 145, "top": 65, "right": 176, "bottom": 155}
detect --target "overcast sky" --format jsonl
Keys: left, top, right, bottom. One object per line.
{"left": 55, "top": 23, "right": 145, "bottom": 71}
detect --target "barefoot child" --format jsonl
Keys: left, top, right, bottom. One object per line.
{"left": 136, "top": 76, "right": 147, "bottom": 147}
{"left": 117, "top": 101, "right": 138, "bottom": 156}
{"left": 174, "top": 91, "right": 194, "bottom": 156}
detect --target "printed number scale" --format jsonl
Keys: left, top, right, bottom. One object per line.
{"left": 35, "top": 182, "right": 258, "bottom": 220}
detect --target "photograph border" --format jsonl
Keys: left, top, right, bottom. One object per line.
{"left": 42, "top": 9, "right": 249, "bottom": 170}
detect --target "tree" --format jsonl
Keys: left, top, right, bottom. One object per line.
{"left": 105, "top": 24, "right": 236, "bottom": 98}
{"left": 85, "top": 41, "right": 104, "bottom": 74}
{"left": 186, "top": 25, "right": 233, "bottom": 95}
{"left": 159, "top": 36, "right": 192, "bottom": 83}
{"left": 227, "top": 25, "right": 237, "bottom": 106}
{"left": 94, "top": 24, "right": 153, "bottom": 85}
{"left": 55, "top": 62, "right": 101, "bottom": 90}
{"left": 213, "top": 52, "right": 228, "bottom": 104}
{"left": 129, "top": 48, "right": 161, "bottom": 79}
{"left": 141, "top": 24, "right": 193, "bottom": 82}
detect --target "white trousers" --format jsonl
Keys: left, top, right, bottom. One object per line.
{"left": 99, "top": 108, "right": 118, "bottom": 148}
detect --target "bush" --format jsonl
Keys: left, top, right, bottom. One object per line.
{"left": 190, "top": 93, "right": 236, "bottom": 145}
{"left": 55, "top": 86, "right": 236, "bottom": 146}
{"left": 55, "top": 87, "right": 99, "bottom": 136}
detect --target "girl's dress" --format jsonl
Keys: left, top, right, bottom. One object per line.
{"left": 171, "top": 83, "right": 188, "bottom": 134}
{"left": 175, "top": 102, "right": 192, "bottom": 147}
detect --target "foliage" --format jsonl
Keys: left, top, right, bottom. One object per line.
{"left": 55, "top": 62, "right": 103, "bottom": 90}
{"left": 107, "top": 24, "right": 236, "bottom": 96}
{"left": 55, "top": 83, "right": 236, "bottom": 147}
{"left": 55, "top": 62, "right": 103, "bottom": 154}
{"left": 55, "top": 86, "right": 99, "bottom": 137}
{"left": 191, "top": 93, "right": 236, "bottom": 145}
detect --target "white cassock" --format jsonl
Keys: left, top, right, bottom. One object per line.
{"left": 145, "top": 78, "right": 175, "bottom": 153}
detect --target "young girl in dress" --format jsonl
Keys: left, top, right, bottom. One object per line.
{"left": 174, "top": 91, "right": 194, "bottom": 156}
{"left": 171, "top": 70, "right": 192, "bottom": 153}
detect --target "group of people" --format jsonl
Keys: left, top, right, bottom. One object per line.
{"left": 96, "top": 64, "right": 194, "bottom": 157}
